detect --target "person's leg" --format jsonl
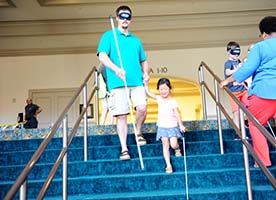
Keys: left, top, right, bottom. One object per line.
{"left": 247, "top": 95, "right": 275, "bottom": 167}
{"left": 108, "top": 88, "right": 130, "bottom": 160}
{"left": 131, "top": 86, "right": 147, "bottom": 145}
{"left": 28, "top": 117, "right": 38, "bottom": 129}
{"left": 170, "top": 136, "right": 181, "bottom": 156}
{"left": 106, "top": 93, "right": 115, "bottom": 125}
{"left": 229, "top": 94, "right": 240, "bottom": 129}
{"left": 233, "top": 110, "right": 240, "bottom": 129}
{"left": 240, "top": 90, "right": 249, "bottom": 125}
{"left": 33, "top": 118, "right": 38, "bottom": 128}
{"left": 23, "top": 120, "right": 30, "bottom": 129}
{"left": 240, "top": 90, "right": 249, "bottom": 108}
{"left": 116, "top": 114, "right": 130, "bottom": 160}
{"left": 100, "top": 97, "right": 108, "bottom": 125}
{"left": 135, "top": 104, "right": 147, "bottom": 145}
{"left": 161, "top": 137, "right": 173, "bottom": 173}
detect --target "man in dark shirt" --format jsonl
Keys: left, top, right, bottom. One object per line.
{"left": 24, "top": 98, "right": 42, "bottom": 129}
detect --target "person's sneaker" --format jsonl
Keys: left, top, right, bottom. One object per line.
{"left": 165, "top": 166, "right": 173, "bottom": 174}
{"left": 119, "top": 151, "right": 130, "bottom": 160}
{"left": 175, "top": 148, "right": 182, "bottom": 157}
{"left": 137, "top": 134, "right": 147, "bottom": 146}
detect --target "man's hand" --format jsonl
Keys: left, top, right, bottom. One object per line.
{"left": 143, "top": 73, "right": 150, "bottom": 84}
{"left": 115, "top": 68, "right": 126, "bottom": 80}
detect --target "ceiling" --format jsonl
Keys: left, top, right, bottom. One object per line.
{"left": 0, "top": 0, "right": 276, "bottom": 56}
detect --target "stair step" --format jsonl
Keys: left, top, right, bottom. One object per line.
{"left": 2, "top": 153, "right": 276, "bottom": 182}
{"left": 0, "top": 129, "right": 239, "bottom": 152}
{"left": 0, "top": 139, "right": 247, "bottom": 166}
{"left": 1, "top": 122, "right": 275, "bottom": 200}
{"left": 1, "top": 167, "right": 275, "bottom": 199}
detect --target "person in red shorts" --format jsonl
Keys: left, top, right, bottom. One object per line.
{"left": 224, "top": 41, "right": 249, "bottom": 138}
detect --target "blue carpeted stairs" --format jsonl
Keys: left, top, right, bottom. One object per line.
{"left": 0, "top": 122, "right": 275, "bottom": 200}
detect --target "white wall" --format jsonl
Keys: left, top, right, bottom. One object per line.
{"left": 0, "top": 45, "right": 249, "bottom": 124}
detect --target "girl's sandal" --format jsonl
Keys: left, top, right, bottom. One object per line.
{"left": 175, "top": 148, "right": 182, "bottom": 157}
{"left": 165, "top": 166, "right": 173, "bottom": 174}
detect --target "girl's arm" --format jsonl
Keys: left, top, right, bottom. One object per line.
{"left": 173, "top": 107, "right": 186, "bottom": 133}
{"left": 144, "top": 84, "right": 157, "bottom": 100}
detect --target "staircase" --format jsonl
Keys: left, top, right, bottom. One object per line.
{"left": 0, "top": 121, "right": 275, "bottom": 200}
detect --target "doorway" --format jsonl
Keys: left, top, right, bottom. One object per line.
{"left": 29, "top": 88, "right": 79, "bottom": 128}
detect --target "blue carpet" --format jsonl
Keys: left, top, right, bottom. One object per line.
{"left": 0, "top": 125, "right": 275, "bottom": 200}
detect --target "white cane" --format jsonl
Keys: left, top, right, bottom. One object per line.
{"left": 181, "top": 131, "right": 189, "bottom": 200}
{"left": 109, "top": 15, "right": 145, "bottom": 170}
{"left": 267, "top": 121, "right": 276, "bottom": 140}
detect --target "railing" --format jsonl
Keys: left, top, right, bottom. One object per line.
{"left": 198, "top": 61, "right": 276, "bottom": 200}
{"left": 4, "top": 66, "right": 99, "bottom": 200}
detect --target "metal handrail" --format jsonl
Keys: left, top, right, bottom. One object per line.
{"left": 198, "top": 61, "right": 276, "bottom": 199}
{"left": 4, "top": 66, "right": 99, "bottom": 200}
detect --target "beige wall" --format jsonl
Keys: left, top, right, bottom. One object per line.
{"left": 0, "top": 45, "right": 250, "bottom": 124}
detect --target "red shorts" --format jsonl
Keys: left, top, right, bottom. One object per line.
{"left": 229, "top": 90, "right": 248, "bottom": 112}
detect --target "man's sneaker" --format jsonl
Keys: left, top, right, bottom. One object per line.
{"left": 119, "top": 151, "right": 130, "bottom": 160}
{"left": 175, "top": 148, "right": 182, "bottom": 157}
{"left": 137, "top": 134, "right": 147, "bottom": 146}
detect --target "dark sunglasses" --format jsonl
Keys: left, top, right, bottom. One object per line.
{"left": 230, "top": 48, "right": 240, "bottom": 56}
{"left": 118, "top": 12, "right": 132, "bottom": 21}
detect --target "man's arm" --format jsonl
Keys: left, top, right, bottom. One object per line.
{"left": 141, "top": 60, "right": 150, "bottom": 84}
{"left": 98, "top": 52, "right": 126, "bottom": 80}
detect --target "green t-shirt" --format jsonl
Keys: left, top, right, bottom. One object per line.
{"left": 97, "top": 28, "right": 147, "bottom": 91}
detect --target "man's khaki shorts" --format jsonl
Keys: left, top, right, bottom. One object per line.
{"left": 107, "top": 86, "right": 147, "bottom": 116}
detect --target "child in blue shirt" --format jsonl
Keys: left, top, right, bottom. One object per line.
{"left": 224, "top": 41, "right": 249, "bottom": 136}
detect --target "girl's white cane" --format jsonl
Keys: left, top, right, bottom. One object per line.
{"left": 267, "top": 121, "right": 276, "bottom": 140}
{"left": 182, "top": 135, "right": 189, "bottom": 200}
{"left": 109, "top": 15, "right": 145, "bottom": 170}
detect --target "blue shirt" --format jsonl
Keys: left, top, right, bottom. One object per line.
{"left": 233, "top": 37, "right": 276, "bottom": 99}
{"left": 224, "top": 59, "right": 247, "bottom": 92}
{"left": 97, "top": 28, "right": 147, "bottom": 91}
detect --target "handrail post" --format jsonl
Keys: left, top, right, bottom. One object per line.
{"left": 83, "top": 84, "right": 88, "bottom": 161}
{"left": 214, "top": 79, "right": 224, "bottom": 154}
{"left": 62, "top": 116, "right": 68, "bottom": 200}
{"left": 198, "top": 64, "right": 207, "bottom": 120}
{"left": 95, "top": 71, "right": 99, "bottom": 125}
{"left": 19, "top": 180, "right": 27, "bottom": 200}
{"left": 239, "top": 109, "right": 253, "bottom": 200}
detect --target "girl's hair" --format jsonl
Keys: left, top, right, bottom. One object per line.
{"left": 157, "top": 78, "right": 172, "bottom": 89}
